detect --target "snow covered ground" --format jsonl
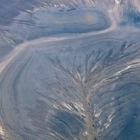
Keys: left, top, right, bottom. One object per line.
{"left": 0, "top": 0, "right": 140, "bottom": 140}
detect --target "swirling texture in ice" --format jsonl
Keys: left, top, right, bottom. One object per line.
{"left": 0, "top": 0, "right": 140, "bottom": 140}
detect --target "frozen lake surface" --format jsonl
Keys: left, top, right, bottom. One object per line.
{"left": 0, "top": 0, "right": 140, "bottom": 140}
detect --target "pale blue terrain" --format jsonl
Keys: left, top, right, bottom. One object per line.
{"left": 0, "top": 0, "right": 140, "bottom": 140}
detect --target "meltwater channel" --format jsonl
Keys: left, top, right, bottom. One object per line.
{"left": 0, "top": 0, "right": 140, "bottom": 140}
